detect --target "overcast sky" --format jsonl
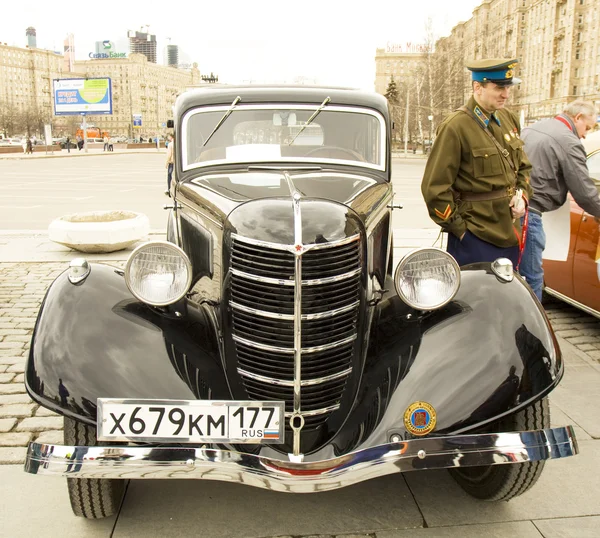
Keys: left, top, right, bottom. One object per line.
{"left": 2, "top": 1, "right": 482, "bottom": 90}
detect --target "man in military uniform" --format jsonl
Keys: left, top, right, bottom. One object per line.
{"left": 421, "top": 59, "right": 533, "bottom": 267}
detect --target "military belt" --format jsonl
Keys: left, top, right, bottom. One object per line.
{"left": 453, "top": 186, "right": 515, "bottom": 202}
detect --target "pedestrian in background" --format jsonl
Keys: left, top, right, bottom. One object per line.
{"left": 103, "top": 135, "right": 109, "bottom": 152}
{"left": 108, "top": 137, "right": 114, "bottom": 152}
{"left": 26, "top": 137, "right": 33, "bottom": 155}
{"left": 165, "top": 133, "right": 175, "bottom": 196}
{"left": 519, "top": 100, "right": 600, "bottom": 301}
{"left": 422, "top": 58, "right": 532, "bottom": 267}
{"left": 66, "top": 136, "right": 71, "bottom": 153}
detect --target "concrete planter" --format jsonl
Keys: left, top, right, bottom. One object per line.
{"left": 48, "top": 210, "right": 150, "bottom": 253}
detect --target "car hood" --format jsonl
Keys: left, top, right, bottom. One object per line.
{"left": 181, "top": 169, "right": 391, "bottom": 228}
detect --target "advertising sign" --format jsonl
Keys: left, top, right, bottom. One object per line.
{"left": 53, "top": 78, "right": 113, "bottom": 116}
{"left": 133, "top": 114, "right": 142, "bottom": 127}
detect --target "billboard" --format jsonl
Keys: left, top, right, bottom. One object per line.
{"left": 133, "top": 113, "right": 142, "bottom": 127}
{"left": 53, "top": 78, "right": 112, "bottom": 116}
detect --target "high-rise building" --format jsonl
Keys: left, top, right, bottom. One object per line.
{"left": 63, "top": 34, "right": 74, "bottom": 73}
{"left": 128, "top": 30, "right": 157, "bottom": 64}
{"left": 26, "top": 27, "right": 36, "bottom": 49}
{"left": 166, "top": 44, "right": 179, "bottom": 68}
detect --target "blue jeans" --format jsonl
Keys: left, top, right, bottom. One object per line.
{"left": 167, "top": 163, "right": 173, "bottom": 190}
{"left": 518, "top": 212, "right": 545, "bottom": 301}
{"left": 447, "top": 230, "right": 520, "bottom": 267}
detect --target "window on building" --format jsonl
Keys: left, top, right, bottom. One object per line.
{"left": 573, "top": 85, "right": 578, "bottom": 95}
{"left": 576, "top": 50, "right": 580, "bottom": 59}
{"left": 580, "top": 0, "right": 585, "bottom": 5}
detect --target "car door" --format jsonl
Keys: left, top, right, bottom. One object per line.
{"left": 542, "top": 193, "right": 581, "bottom": 299}
{"left": 572, "top": 150, "right": 600, "bottom": 311}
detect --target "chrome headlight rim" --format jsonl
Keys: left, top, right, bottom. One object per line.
{"left": 124, "top": 241, "right": 192, "bottom": 307}
{"left": 394, "top": 247, "right": 461, "bottom": 311}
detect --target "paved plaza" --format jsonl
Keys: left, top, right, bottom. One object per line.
{"left": 0, "top": 154, "right": 598, "bottom": 537}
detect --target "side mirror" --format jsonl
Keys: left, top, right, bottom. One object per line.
{"left": 166, "top": 119, "right": 174, "bottom": 128}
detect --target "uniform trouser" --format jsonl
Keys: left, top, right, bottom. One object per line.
{"left": 447, "top": 230, "right": 520, "bottom": 268}
{"left": 518, "top": 212, "right": 545, "bottom": 301}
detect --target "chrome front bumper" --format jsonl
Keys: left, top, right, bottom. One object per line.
{"left": 24, "top": 426, "right": 577, "bottom": 493}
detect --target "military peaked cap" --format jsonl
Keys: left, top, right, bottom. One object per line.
{"left": 465, "top": 58, "right": 521, "bottom": 86}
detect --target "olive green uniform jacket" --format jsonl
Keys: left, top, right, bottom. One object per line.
{"left": 421, "top": 96, "right": 533, "bottom": 248}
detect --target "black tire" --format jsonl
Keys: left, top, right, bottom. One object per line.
{"left": 449, "top": 398, "right": 550, "bottom": 501}
{"left": 64, "top": 417, "right": 126, "bottom": 518}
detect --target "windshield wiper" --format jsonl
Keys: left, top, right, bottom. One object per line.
{"left": 288, "top": 96, "right": 330, "bottom": 146}
{"left": 202, "top": 96, "right": 241, "bottom": 147}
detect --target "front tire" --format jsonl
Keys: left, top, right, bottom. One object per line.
{"left": 64, "top": 417, "right": 126, "bottom": 518}
{"left": 449, "top": 398, "right": 550, "bottom": 501}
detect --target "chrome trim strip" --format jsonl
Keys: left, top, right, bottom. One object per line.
{"left": 284, "top": 404, "right": 341, "bottom": 417}
{"left": 233, "top": 334, "right": 357, "bottom": 354}
{"left": 231, "top": 268, "right": 295, "bottom": 286}
{"left": 25, "top": 427, "right": 578, "bottom": 492}
{"left": 231, "top": 232, "right": 360, "bottom": 253}
{"left": 301, "top": 335, "right": 357, "bottom": 353}
{"left": 231, "top": 301, "right": 359, "bottom": 321}
{"left": 544, "top": 287, "right": 600, "bottom": 320}
{"left": 307, "top": 234, "right": 360, "bottom": 250}
{"left": 233, "top": 335, "right": 294, "bottom": 354}
{"left": 231, "top": 267, "right": 360, "bottom": 287}
{"left": 237, "top": 368, "right": 353, "bottom": 387}
{"left": 286, "top": 171, "right": 304, "bottom": 458}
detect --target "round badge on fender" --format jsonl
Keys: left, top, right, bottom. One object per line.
{"left": 404, "top": 401, "right": 437, "bottom": 436}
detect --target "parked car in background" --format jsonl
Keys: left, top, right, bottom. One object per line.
{"left": 0, "top": 137, "right": 22, "bottom": 146}
{"left": 24, "top": 85, "right": 577, "bottom": 518}
{"left": 543, "top": 130, "right": 600, "bottom": 316}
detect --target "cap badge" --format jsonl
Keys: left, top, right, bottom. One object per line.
{"left": 404, "top": 401, "right": 437, "bottom": 436}
{"left": 505, "top": 70, "right": 513, "bottom": 79}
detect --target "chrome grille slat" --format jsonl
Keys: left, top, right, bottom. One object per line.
{"left": 230, "top": 235, "right": 361, "bottom": 431}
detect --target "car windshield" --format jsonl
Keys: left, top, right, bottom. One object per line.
{"left": 181, "top": 104, "right": 385, "bottom": 171}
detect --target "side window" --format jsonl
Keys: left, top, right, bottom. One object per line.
{"left": 588, "top": 151, "right": 600, "bottom": 182}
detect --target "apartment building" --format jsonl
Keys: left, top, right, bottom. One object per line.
{"left": 436, "top": 0, "right": 600, "bottom": 121}
{"left": 0, "top": 43, "right": 67, "bottom": 131}
{"left": 374, "top": 44, "right": 428, "bottom": 96}
{"left": 73, "top": 53, "right": 201, "bottom": 136}
{"left": 0, "top": 42, "right": 201, "bottom": 137}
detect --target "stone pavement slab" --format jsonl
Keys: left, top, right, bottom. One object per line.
{"left": 533, "top": 515, "right": 600, "bottom": 538}
{"left": 378, "top": 521, "right": 543, "bottom": 537}
{"left": 113, "top": 474, "right": 423, "bottom": 538}
{"left": 403, "top": 439, "right": 599, "bottom": 527}
{"left": 0, "top": 465, "right": 115, "bottom": 538}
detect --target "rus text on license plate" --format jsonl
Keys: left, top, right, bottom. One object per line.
{"left": 97, "top": 399, "right": 285, "bottom": 443}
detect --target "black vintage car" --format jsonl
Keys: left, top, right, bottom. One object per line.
{"left": 24, "top": 86, "right": 577, "bottom": 518}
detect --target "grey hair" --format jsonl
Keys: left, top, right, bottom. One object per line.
{"left": 564, "top": 100, "right": 597, "bottom": 119}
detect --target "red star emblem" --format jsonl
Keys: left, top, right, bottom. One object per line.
{"left": 295, "top": 244, "right": 302, "bottom": 252}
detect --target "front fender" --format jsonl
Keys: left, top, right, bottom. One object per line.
{"left": 25, "top": 264, "right": 227, "bottom": 425}
{"left": 332, "top": 264, "right": 561, "bottom": 454}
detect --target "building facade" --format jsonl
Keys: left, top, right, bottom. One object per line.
{"left": 0, "top": 43, "right": 67, "bottom": 135}
{"left": 374, "top": 44, "right": 428, "bottom": 96}
{"left": 434, "top": 0, "right": 600, "bottom": 121}
{"left": 376, "top": 0, "right": 600, "bottom": 126}
{"left": 73, "top": 53, "right": 201, "bottom": 137}
{"left": 0, "top": 43, "right": 202, "bottom": 138}
{"left": 128, "top": 31, "right": 157, "bottom": 64}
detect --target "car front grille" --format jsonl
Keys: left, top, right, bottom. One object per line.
{"left": 230, "top": 235, "right": 361, "bottom": 430}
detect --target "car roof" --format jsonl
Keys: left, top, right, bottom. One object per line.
{"left": 583, "top": 130, "right": 600, "bottom": 155}
{"left": 174, "top": 85, "right": 390, "bottom": 119}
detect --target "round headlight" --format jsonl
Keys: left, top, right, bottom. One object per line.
{"left": 125, "top": 242, "right": 192, "bottom": 306}
{"left": 394, "top": 248, "right": 460, "bottom": 311}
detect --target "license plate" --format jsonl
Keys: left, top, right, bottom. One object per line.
{"left": 97, "top": 399, "right": 285, "bottom": 443}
